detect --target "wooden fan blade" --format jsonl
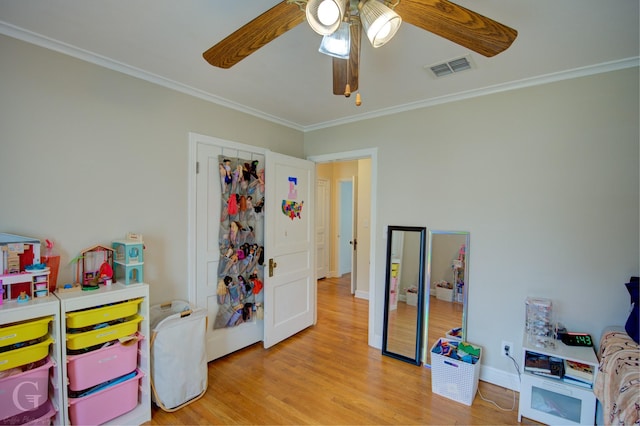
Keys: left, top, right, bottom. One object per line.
{"left": 394, "top": 0, "right": 517, "bottom": 57}
{"left": 203, "top": 2, "right": 305, "bottom": 68}
{"left": 333, "top": 18, "right": 361, "bottom": 96}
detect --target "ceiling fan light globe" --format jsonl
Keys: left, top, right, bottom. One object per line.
{"left": 306, "top": 0, "right": 347, "bottom": 35}
{"left": 318, "top": 21, "right": 351, "bottom": 59}
{"left": 359, "top": 0, "right": 402, "bottom": 48}
{"left": 317, "top": 1, "right": 339, "bottom": 26}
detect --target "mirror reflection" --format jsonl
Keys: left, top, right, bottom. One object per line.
{"left": 382, "top": 226, "right": 426, "bottom": 365}
{"left": 425, "top": 230, "right": 469, "bottom": 365}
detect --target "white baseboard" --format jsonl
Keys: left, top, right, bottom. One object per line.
{"left": 479, "top": 365, "right": 520, "bottom": 392}
{"left": 354, "top": 290, "right": 368, "bottom": 300}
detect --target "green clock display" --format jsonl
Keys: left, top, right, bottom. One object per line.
{"left": 561, "top": 333, "right": 593, "bottom": 347}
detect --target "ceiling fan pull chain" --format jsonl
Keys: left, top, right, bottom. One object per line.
{"left": 355, "top": 92, "right": 362, "bottom": 106}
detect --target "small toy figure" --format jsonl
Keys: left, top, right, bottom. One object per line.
{"left": 223, "top": 159, "right": 232, "bottom": 185}
{"left": 99, "top": 261, "right": 113, "bottom": 285}
{"left": 17, "top": 291, "right": 30, "bottom": 303}
{"left": 217, "top": 276, "right": 232, "bottom": 304}
{"left": 249, "top": 270, "right": 263, "bottom": 295}
{"left": 227, "top": 194, "right": 238, "bottom": 216}
{"left": 229, "top": 221, "right": 240, "bottom": 245}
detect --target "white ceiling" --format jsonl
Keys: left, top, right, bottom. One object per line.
{"left": 1, "top": 1, "right": 638, "bottom": 131}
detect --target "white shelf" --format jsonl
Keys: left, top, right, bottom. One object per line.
{"left": 518, "top": 334, "right": 598, "bottom": 425}
{"left": 0, "top": 295, "right": 64, "bottom": 426}
{"left": 55, "top": 283, "right": 151, "bottom": 426}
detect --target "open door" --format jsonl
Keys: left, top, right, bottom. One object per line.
{"left": 194, "top": 140, "right": 265, "bottom": 361}
{"left": 191, "top": 133, "right": 316, "bottom": 359}
{"left": 263, "top": 151, "right": 316, "bottom": 348}
{"left": 350, "top": 176, "right": 358, "bottom": 295}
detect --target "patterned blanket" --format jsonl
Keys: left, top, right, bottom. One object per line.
{"left": 594, "top": 330, "right": 640, "bottom": 425}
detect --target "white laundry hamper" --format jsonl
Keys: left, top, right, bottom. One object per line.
{"left": 150, "top": 300, "right": 208, "bottom": 412}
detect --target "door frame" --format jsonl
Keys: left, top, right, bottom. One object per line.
{"left": 308, "top": 149, "right": 380, "bottom": 349}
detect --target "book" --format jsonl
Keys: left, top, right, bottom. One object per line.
{"left": 549, "top": 356, "right": 565, "bottom": 377}
{"left": 524, "top": 352, "right": 551, "bottom": 373}
{"left": 564, "top": 359, "right": 594, "bottom": 383}
{"left": 530, "top": 356, "right": 564, "bottom": 378}
{"left": 531, "top": 370, "right": 562, "bottom": 380}
{"left": 562, "top": 376, "right": 593, "bottom": 389}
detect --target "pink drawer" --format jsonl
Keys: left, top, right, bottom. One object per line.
{"left": 0, "top": 399, "right": 56, "bottom": 425}
{"left": 0, "top": 357, "right": 53, "bottom": 421}
{"left": 67, "top": 335, "right": 140, "bottom": 391}
{"left": 68, "top": 369, "right": 143, "bottom": 426}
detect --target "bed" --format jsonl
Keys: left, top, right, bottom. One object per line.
{"left": 593, "top": 326, "right": 640, "bottom": 425}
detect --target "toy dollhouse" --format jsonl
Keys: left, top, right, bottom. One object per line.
{"left": 0, "top": 233, "right": 50, "bottom": 301}
{"left": 74, "top": 245, "right": 115, "bottom": 289}
{"left": 112, "top": 234, "right": 144, "bottom": 285}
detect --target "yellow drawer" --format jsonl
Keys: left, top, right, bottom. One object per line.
{"left": 0, "top": 337, "right": 53, "bottom": 371}
{"left": 66, "top": 298, "right": 143, "bottom": 329}
{"left": 0, "top": 316, "right": 52, "bottom": 348}
{"left": 66, "top": 315, "right": 142, "bottom": 350}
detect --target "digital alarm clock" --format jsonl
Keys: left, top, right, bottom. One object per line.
{"left": 561, "top": 332, "right": 593, "bottom": 347}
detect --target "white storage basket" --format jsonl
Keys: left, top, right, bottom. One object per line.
{"left": 150, "top": 300, "right": 208, "bottom": 412}
{"left": 430, "top": 338, "right": 481, "bottom": 406}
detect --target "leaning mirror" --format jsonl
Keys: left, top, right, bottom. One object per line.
{"left": 382, "top": 226, "right": 426, "bottom": 365}
{"left": 424, "top": 230, "right": 469, "bottom": 366}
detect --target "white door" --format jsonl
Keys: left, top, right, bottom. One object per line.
{"left": 338, "top": 180, "right": 353, "bottom": 276}
{"left": 316, "top": 178, "right": 330, "bottom": 279}
{"left": 195, "top": 141, "right": 264, "bottom": 361}
{"left": 349, "top": 176, "right": 358, "bottom": 294}
{"left": 263, "top": 152, "right": 316, "bottom": 348}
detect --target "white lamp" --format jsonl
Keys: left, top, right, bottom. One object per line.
{"left": 306, "top": 0, "right": 348, "bottom": 36}
{"left": 358, "top": 0, "right": 402, "bottom": 48}
{"left": 318, "top": 20, "right": 351, "bottom": 59}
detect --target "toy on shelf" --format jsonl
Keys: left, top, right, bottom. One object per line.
{"left": 40, "top": 238, "right": 60, "bottom": 291}
{"left": 16, "top": 291, "right": 30, "bottom": 303}
{"left": 71, "top": 245, "right": 115, "bottom": 290}
{"left": 112, "top": 234, "right": 145, "bottom": 285}
{"left": 0, "top": 233, "right": 47, "bottom": 301}
{"left": 57, "top": 283, "right": 82, "bottom": 293}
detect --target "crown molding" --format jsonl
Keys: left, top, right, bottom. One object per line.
{"left": 303, "top": 57, "right": 640, "bottom": 132}
{"left": 0, "top": 21, "right": 305, "bottom": 131}
{"left": 2, "top": 20, "right": 637, "bottom": 134}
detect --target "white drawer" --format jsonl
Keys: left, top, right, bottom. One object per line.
{"left": 519, "top": 373, "right": 596, "bottom": 425}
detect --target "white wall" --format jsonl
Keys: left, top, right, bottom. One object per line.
{"left": 0, "top": 35, "right": 304, "bottom": 305}
{"left": 304, "top": 67, "right": 639, "bottom": 387}
{"left": 1, "top": 32, "right": 638, "bottom": 389}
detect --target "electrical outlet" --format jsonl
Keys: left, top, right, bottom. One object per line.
{"left": 501, "top": 340, "right": 513, "bottom": 358}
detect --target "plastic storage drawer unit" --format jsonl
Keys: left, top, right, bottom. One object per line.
{"left": 67, "top": 335, "right": 141, "bottom": 391}
{"left": 66, "top": 298, "right": 143, "bottom": 328}
{"left": 0, "top": 400, "right": 56, "bottom": 426}
{"left": 0, "top": 316, "right": 52, "bottom": 348}
{"left": 66, "top": 315, "right": 142, "bottom": 350}
{"left": 68, "top": 369, "right": 144, "bottom": 425}
{"left": 0, "top": 337, "right": 53, "bottom": 372}
{"left": 0, "top": 357, "right": 54, "bottom": 421}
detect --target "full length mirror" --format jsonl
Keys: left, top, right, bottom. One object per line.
{"left": 382, "top": 226, "right": 426, "bottom": 365}
{"left": 424, "top": 230, "right": 469, "bottom": 365}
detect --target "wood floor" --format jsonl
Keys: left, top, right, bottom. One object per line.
{"left": 146, "top": 275, "right": 533, "bottom": 425}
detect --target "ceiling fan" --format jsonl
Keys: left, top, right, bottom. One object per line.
{"left": 202, "top": 0, "right": 517, "bottom": 105}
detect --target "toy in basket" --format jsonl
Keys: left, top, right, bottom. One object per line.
{"left": 430, "top": 338, "right": 482, "bottom": 406}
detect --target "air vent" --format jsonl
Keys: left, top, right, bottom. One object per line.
{"left": 425, "top": 56, "right": 474, "bottom": 78}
